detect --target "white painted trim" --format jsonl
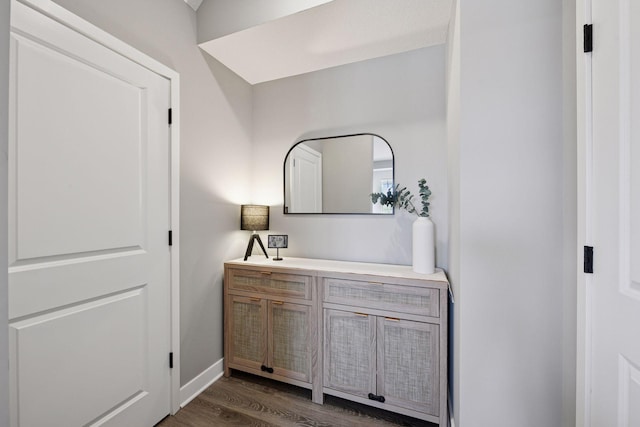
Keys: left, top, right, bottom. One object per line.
{"left": 14, "top": 0, "right": 182, "bottom": 415}
{"left": 179, "top": 359, "right": 225, "bottom": 408}
{"left": 576, "top": 0, "right": 592, "bottom": 425}
{"left": 0, "top": 1, "right": 9, "bottom": 426}
{"left": 16, "top": 0, "right": 179, "bottom": 78}
{"left": 169, "top": 56, "right": 181, "bottom": 418}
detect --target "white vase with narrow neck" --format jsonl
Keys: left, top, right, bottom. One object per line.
{"left": 412, "top": 216, "right": 435, "bottom": 274}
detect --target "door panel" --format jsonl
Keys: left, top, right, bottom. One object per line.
{"left": 588, "top": 0, "right": 640, "bottom": 423}
{"left": 8, "top": 2, "right": 171, "bottom": 426}
{"left": 618, "top": 356, "right": 640, "bottom": 426}
{"left": 12, "top": 32, "right": 144, "bottom": 261}
{"left": 10, "top": 289, "right": 147, "bottom": 427}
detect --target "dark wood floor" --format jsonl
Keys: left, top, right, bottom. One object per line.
{"left": 157, "top": 371, "right": 437, "bottom": 427}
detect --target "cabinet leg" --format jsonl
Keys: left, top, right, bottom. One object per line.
{"left": 312, "top": 384, "right": 323, "bottom": 405}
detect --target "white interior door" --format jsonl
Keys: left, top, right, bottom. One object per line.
{"left": 580, "top": 0, "right": 640, "bottom": 424}
{"left": 8, "top": 2, "right": 172, "bottom": 426}
{"left": 289, "top": 144, "right": 322, "bottom": 213}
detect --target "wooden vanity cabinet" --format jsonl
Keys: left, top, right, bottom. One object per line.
{"left": 224, "top": 264, "right": 315, "bottom": 389}
{"left": 321, "top": 273, "right": 446, "bottom": 424}
{"left": 224, "top": 258, "right": 449, "bottom": 425}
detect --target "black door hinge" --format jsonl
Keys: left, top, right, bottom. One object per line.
{"left": 169, "top": 352, "right": 174, "bottom": 369}
{"left": 584, "top": 24, "right": 593, "bottom": 53}
{"left": 168, "top": 108, "right": 172, "bottom": 125}
{"left": 168, "top": 230, "right": 173, "bottom": 246}
{"left": 584, "top": 246, "right": 593, "bottom": 273}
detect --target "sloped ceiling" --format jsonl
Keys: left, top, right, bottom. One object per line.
{"left": 198, "top": 0, "right": 452, "bottom": 85}
{"left": 184, "top": 0, "right": 203, "bottom": 12}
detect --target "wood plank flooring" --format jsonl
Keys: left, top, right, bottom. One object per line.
{"left": 157, "top": 371, "right": 438, "bottom": 427}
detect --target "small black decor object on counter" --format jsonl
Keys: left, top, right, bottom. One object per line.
{"left": 268, "top": 235, "right": 288, "bottom": 261}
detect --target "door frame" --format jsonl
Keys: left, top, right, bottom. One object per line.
{"left": 576, "top": 0, "right": 592, "bottom": 424}
{"left": 288, "top": 143, "right": 322, "bottom": 213}
{"left": 13, "top": 0, "right": 181, "bottom": 414}
{"left": 1, "top": 2, "right": 10, "bottom": 425}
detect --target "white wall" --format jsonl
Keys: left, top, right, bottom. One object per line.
{"left": 0, "top": 1, "right": 10, "bottom": 425}
{"left": 448, "top": 1, "right": 568, "bottom": 426}
{"left": 252, "top": 45, "right": 448, "bottom": 267}
{"left": 50, "top": 0, "right": 253, "bottom": 386}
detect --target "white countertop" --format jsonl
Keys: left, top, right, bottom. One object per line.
{"left": 225, "top": 256, "right": 449, "bottom": 284}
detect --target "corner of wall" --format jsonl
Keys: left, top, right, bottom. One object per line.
{"left": 179, "top": 358, "right": 224, "bottom": 408}
{"left": 445, "top": 0, "right": 461, "bottom": 424}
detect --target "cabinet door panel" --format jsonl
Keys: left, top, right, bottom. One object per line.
{"left": 323, "top": 309, "right": 376, "bottom": 398}
{"left": 228, "top": 296, "right": 267, "bottom": 371}
{"left": 269, "top": 301, "right": 311, "bottom": 382}
{"left": 377, "top": 317, "right": 439, "bottom": 415}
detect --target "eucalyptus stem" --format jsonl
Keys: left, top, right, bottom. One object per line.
{"left": 370, "top": 178, "right": 431, "bottom": 217}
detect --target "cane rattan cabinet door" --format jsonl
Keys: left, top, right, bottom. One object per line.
{"left": 228, "top": 296, "right": 267, "bottom": 371}
{"left": 268, "top": 301, "right": 312, "bottom": 382}
{"left": 323, "top": 309, "right": 376, "bottom": 398}
{"left": 376, "top": 317, "right": 439, "bottom": 416}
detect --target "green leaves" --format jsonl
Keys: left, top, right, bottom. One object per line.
{"left": 417, "top": 179, "right": 431, "bottom": 217}
{"left": 370, "top": 185, "right": 398, "bottom": 207}
{"left": 370, "top": 179, "right": 431, "bottom": 217}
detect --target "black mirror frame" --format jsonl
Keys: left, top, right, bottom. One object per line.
{"left": 283, "top": 133, "right": 395, "bottom": 215}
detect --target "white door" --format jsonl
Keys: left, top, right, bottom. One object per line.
{"left": 579, "top": 0, "right": 640, "bottom": 425}
{"left": 8, "top": 2, "right": 172, "bottom": 426}
{"left": 289, "top": 144, "right": 322, "bottom": 213}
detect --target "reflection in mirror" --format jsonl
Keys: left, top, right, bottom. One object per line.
{"left": 284, "top": 134, "right": 394, "bottom": 214}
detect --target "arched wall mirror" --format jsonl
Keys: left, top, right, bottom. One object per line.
{"left": 283, "top": 133, "right": 394, "bottom": 214}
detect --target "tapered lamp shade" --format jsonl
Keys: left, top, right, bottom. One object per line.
{"left": 240, "top": 205, "right": 269, "bottom": 231}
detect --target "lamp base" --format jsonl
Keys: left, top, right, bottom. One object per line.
{"left": 244, "top": 233, "right": 269, "bottom": 261}
{"left": 273, "top": 247, "right": 283, "bottom": 261}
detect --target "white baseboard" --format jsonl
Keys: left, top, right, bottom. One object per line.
{"left": 179, "top": 358, "right": 224, "bottom": 408}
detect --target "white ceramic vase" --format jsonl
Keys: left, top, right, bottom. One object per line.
{"left": 412, "top": 216, "right": 435, "bottom": 274}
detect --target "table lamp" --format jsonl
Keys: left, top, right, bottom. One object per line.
{"left": 241, "top": 204, "right": 269, "bottom": 261}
